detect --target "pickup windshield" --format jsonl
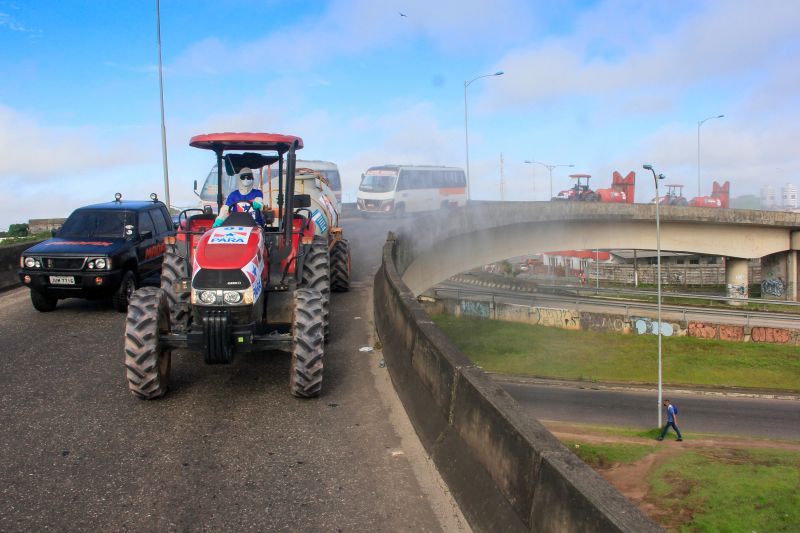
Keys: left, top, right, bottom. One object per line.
{"left": 59, "top": 211, "right": 131, "bottom": 238}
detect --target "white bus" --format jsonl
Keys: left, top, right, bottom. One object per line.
{"left": 356, "top": 165, "right": 466, "bottom": 216}
{"left": 195, "top": 159, "right": 341, "bottom": 212}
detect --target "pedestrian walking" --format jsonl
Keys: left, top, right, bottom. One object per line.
{"left": 657, "top": 399, "right": 683, "bottom": 441}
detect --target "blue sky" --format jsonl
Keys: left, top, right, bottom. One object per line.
{"left": 1, "top": 0, "right": 799, "bottom": 229}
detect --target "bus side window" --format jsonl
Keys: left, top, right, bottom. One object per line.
{"left": 396, "top": 172, "right": 407, "bottom": 191}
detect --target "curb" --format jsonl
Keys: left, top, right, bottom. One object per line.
{"left": 487, "top": 373, "right": 800, "bottom": 401}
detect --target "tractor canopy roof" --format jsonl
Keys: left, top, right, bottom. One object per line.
{"left": 190, "top": 132, "right": 304, "bottom": 154}
{"left": 569, "top": 174, "right": 591, "bottom": 179}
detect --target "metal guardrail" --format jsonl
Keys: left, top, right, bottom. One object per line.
{"left": 432, "top": 283, "right": 800, "bottom": 327}
{"left": 534, "top": 283, "right": 800, "bottom": 307}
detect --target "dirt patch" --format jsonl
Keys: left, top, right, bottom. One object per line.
{"left": 541, "top": 420, "right": 800, "bottom": 531}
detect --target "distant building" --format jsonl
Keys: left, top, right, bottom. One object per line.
{"left": 781, "top": 183, "right": 798, "bottom": 209}
{"left": 28, "top": 218, "right": 66, "bottom": 233}
{"left": 760, "top": 185, "right": 776, "bottom": 209}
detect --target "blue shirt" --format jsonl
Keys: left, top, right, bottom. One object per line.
{"left": 667, "top": 404, "right": 676, "bottom": 423}
{"left": 225, "top": 189, "right": 264, "bottom": 225}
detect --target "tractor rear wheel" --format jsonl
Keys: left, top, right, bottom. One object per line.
{"left": 124, "top": 287, "right": 171, "bottom": 400}
{"left": 301, "top": 236, "right": 330, "bottom": 340}
{"left": 290, "top": 288, "right": 324, "bottom": 398}
{"left": 330, "top": 238, "right": 351, "bottom": 292}
{"left": 161, "top": 245, "right": 190, "bottom": 331}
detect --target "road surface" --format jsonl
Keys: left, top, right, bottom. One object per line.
{"left": 500, "top": 380, "right": 800, "bottom": 440}
{"left": 0, "top": 216, "right": 466, "bottom": 531}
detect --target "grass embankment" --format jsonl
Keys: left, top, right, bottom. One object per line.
{"left": 0, "top": 232, "right": 49, "bottom": 247}
{"left": 649, "top": 448, "right": 800, "bottom": 531}
{"left": 557, "top": 432, "right": 800, "bottom": 532}
{"left": 431, "top": 315, "right": 800, "bottom": 391}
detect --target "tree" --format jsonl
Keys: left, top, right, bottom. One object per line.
{"left": 8, "top": 223, "right": 29, "bottom": 237}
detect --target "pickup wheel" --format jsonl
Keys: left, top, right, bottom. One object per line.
{"left": 161, "top": 245, "right": 190, "bottom": 331}
{"left": 290, "top": 288, "right": 324, "bottom": 398}
{"left": 124, "top": 287, "right": 171, "bottom": 400}
{"left": 112, "top": 270, "right": 138, "bottom": 312}
{"left": 30, "top": 290, "right": 58, "bottom": 312}
{"left": 300, "top": 236, "right": 330, "bottom": 341}
{"left": 330, "top": 239, "right": 350, "bottom": 292}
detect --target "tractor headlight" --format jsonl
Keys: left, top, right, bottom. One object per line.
{"left": 24, "top": 257, "right": 37, "bottom": 268}
{"left": 223, "top": 291, "right": 242, "bottom": 304}
{"left": 198, "top": 290, "right": 217, "bottom": 304}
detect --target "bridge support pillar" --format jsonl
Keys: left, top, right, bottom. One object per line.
{"left": 760, "top": 251, "right": 798, "bottom": 301}
{"left": 725, "top": 257, "right": 749, "bottom": 303}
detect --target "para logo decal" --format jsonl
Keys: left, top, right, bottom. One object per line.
{"left": 311, "top": 209, "right": 328, "bottom": 233}
{"left": 208, "top": 226, "right": 252, "bottom": 245}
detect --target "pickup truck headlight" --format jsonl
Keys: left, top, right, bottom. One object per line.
{"left": 86, "top": 257, "right": 111, "bottom": 270}
{"left": 23, "top": 257, "right": 41, "bottom": 269}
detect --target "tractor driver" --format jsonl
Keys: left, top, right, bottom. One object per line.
{"left": 212, "top": 167, "right": 266, "bottom": 227}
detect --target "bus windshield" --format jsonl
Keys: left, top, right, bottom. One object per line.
{"left": 359, "top": 172, "right": 397, "bottom": 193}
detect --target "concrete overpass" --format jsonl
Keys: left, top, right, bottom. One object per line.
{"left": 399, "top": 201, "right": 800, "bottom": 301}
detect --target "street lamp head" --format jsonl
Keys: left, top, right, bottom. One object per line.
{"left": 643, "top": 164, "right": 653, "bottom": 170}
{"left": 717, "top": 114, "right": 725, "bottom": 118}
{"left": 568, "top": 164, "right": 575, "bottom": 168}
{"left": 524, "top": 160, "right": 532, "bottom": 164}
{"left": 494, "top": 71, "right": 504, "bottom": 76}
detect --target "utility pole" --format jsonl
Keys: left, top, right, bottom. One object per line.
{"left": 499, "top": 153, "right": 505, "bottom": 201}
{"left": 156, "top": 0, "right": 171, "bottom": 208}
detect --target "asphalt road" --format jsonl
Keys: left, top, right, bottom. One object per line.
{"left": 0, "top": 215, "right": 465, "bottom": 532}
{"left": 500, "top": 381, "right": 800, "bottom": 440}
{"left": 436, "top": 281, "right": 800, "bottom": 328}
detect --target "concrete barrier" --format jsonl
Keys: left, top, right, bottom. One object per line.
{"left": 0, "top": 241, "right": 39, "bottom": 293}
{"left": 374, "top": 233, "right": 660, "bottom": 532}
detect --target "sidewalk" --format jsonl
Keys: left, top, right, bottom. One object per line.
{"left": 488, "top": 373, "right": 800, "bottom": 401}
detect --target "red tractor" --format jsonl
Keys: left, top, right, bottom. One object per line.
{"left": 553, "top": 174, "right": 599, "bottom": 201}
{"left": 553, "top": 171, "right": 634, "bottom": 203}
{"left": 124, "top": 133, "right": 333, "bottom": 400}
{"left": 652, "top": 184, "right": 689, "bottom": 206}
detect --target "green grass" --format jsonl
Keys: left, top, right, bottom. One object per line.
{"left": 563, "top": 441, "right": 655, "bottom": 468}
{"left": 431, "top": 315, "right": 800, "bottom": 391}
{"left": 0, "top": 232, "right": 48, "bottom": 247}
{"left": 649, "top": 448, "right": 800, "bottom": 532}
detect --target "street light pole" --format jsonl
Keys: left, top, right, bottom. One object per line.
{"left": 156, "top": 0, "right": 171, "bottom": 208}
{"left": 523, "top": 160, "right": 537, "bottom": 200}
{"left": 464, "top": 71, "right": 504, "bottom": 201}
{"left": 525, "top": 160, "right": 574, "bottom": 198}
{"left": 644, "top": 163, "right": 665, "bottom": 427}
{"left": 697, "top": 114, "right": 724, "bottom": 197}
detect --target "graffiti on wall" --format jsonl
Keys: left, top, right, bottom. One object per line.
{"left": 761, "top": 278, "right": 786, "bottom": 298}
{"left": 751, "top": 327, "right": 791, "bottom": 344}
{"left": 633, "top": 317, "right": 674, "bottom": 336}
{"left": 460, "top": 300, "right": 490, "bottom": 319}
{"left": 719, "top": 325, "right": 744, "bottom": 342}
{"left": 580, "top": 312, "right": 629, "bottom": 333}
{"left": 726, "top": 283, "right": 748, "bottom": 299}
{"left": 532, "top": 307, "right": 580, "bottom": 329}
{"left": 688, "top": 322, "right": 717, "bottom": 339}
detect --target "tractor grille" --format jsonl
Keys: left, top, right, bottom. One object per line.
{"left": 192, "top": 268, "right": 249, "bottom": 289}
{"left": 44, "top": 257, "right": 86, "bottom": 270}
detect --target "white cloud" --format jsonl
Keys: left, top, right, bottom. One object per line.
{"left": 0, "top": 105, "right": 147, "bottom": 180}
{"left": 171, "top": 0, "right": 537, "bottom": 75}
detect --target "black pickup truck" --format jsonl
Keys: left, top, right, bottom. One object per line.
{"left": 19, "top": 195, "right": 174, "bottom": 312}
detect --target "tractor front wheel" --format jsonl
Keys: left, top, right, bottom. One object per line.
{"left": 330, "top": 238, "right": 351, "bottom": 292}
{"left": 290, "top": 288, "right": 325, "bottom": 398}
{"left": 124, "top": 287, "right": 171, "bottom": 400}
{"left": 161, "top": 245, "right": 190, "bottom": 331}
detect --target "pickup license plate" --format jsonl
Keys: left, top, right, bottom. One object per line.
{"left": 49, "top": 276, "right": 76, "bottom": 285}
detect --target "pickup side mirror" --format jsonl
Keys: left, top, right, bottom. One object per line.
{"left": 294, "top": 194, "right": 311, "bottom": 208}
{"left": 140, "top": 230, "right": 153, "bottom": 240}
{"left": 193, "top": 179, "right": 198, "bottom": 192}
